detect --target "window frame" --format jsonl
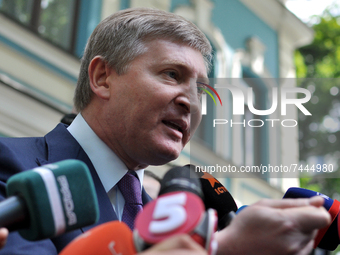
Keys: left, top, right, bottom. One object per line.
{"left": 0, "top": 0, "right": 81, "bottom": 56}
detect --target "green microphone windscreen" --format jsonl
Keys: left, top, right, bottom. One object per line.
{"left": 6, "top": 159, "right": 99, "bottom": 240}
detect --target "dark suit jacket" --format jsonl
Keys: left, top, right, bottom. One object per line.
{"left": 0, "top": 123, "right": 152, "bottom": 254}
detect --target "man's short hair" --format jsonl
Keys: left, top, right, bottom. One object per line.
{"left": 74, "top": 7, "right": 212, "bottom": 112}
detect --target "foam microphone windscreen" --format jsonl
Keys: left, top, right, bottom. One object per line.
{"left": 59, "top": 221, "right": 136, "bottom": 255}
{"left": 192, "top": 167, "right": 238, "bottom": 230}
{"left": 158, "top": 165, "right": 203, "bottom": 200}
{"left": 5, "top": 159, "right": 99, "bottom": 240}
{"left": 284, "top": 187, "right": 340, "bottom": 250}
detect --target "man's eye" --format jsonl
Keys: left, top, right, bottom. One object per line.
{"left": 165, "top": 71, "right": 177, "bottom": 79}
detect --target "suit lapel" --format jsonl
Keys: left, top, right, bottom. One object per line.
{"left": 142, "top": 187, "right": 153, "bottom": 205}
{"left": 38, "top": 124, "right": 118, "bottom": 229}
{"left": 40, "top": 124, "right": 153, "bottom": 236}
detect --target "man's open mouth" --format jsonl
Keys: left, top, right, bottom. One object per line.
{"left": 162, "top": 120, "right": 183, "bottom": 133}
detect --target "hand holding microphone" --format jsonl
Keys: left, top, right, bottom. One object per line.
{"left": 214, "top": 196, "right": 330, "bottom": 255}
{"left": 163, "top": 166, "right": 329, "bottom": 255}
{"left": 284, "top": 187, "right": 340, "bottom": 250}
{"left": 192, "top": 166, "right": 331, "bottom": 254}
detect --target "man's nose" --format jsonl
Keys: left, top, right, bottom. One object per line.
{"left": 174, "top": 84, "right": 201, "bottom": 115}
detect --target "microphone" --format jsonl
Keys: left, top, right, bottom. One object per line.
{"left": 283, "top": 187, "right": 340, "bottom": 250}
{"left": 236, "top": 205, "right": 248, "bottom": 214}
{"left": 59, "top": 221, "right": 136, "bottom": 255}
{"left": 194, "top": 168, "right": 238, "bottom": 229}
{"left": 158, "top": 165, "right": 203, "bottom": 199}
{"left": 134, "top": 165, "right": 218, "bottom": 255}
{"left": 1, "top": 159, "right": 99, "bottom": 241}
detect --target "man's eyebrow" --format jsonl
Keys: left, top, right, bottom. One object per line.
{"left": 160, "top": 60, "right": 189, "bottom": 67}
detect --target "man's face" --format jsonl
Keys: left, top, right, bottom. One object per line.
{"left": 102, "top": 39, "right": 207, "bottom": 169}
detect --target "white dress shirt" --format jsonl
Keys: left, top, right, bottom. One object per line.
{"left": 67, "top": 113, "right": 144, "bottom": 220}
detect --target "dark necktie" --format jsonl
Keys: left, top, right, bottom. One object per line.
{"left": 117, "top": 171, "right": 143, "bottom": 230}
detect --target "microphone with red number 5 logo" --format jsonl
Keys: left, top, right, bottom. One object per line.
{"left": 133, "top": 165, "right": 218, "bottom": 255}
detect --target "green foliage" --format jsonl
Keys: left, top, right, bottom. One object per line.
{"left": 294, "top": 51, "right": 308, "bottom": 78}
{"left": 299, "top": 177, "right": 321, "bottom": 192}
{"left": 296, "top": 6, "right": 340, "bottom": 198}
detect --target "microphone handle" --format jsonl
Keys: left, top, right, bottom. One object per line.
{"left": 0, "top": 196, "right": 28, "bottom": 230}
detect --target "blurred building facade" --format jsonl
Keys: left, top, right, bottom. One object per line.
{"left": 0, "top": 0, "right": 313, "bottom": 205}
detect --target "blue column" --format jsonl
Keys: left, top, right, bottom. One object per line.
{"left": 75, "top": 0, "right": 103, "bottom": 58}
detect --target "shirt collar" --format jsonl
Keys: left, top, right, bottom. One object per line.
{"left": 67, "top": 113, "right": 144, "bottom": 192}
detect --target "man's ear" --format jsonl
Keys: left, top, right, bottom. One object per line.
{"left": 88, "top": 56, "right": 114, "bottom": 100}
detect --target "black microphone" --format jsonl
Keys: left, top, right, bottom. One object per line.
{"left": 283, "top": 187, "right": 340, "bottom": 250}
{"left": 191, "top": 166, "right": 238, "bottom": 230}
{"left": 1, "top": 159, "right": 99, "bottom": 241}
{"left": 158, "top": 165, "right": 203, "bottom": 199}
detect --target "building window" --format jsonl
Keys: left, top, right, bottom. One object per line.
{"left": 0, "top": 0, "right": 79, "bottom": 53}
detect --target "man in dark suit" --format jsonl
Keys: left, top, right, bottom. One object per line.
{"left": 0, "top": 7, "right": 211, "bottom": 254}
{"left": 0, "top": 7, "right": 331, "bottom": 255}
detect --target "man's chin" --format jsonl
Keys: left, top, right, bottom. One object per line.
{"left": 148, "top": 147, "right": 182, "bottom": 166}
